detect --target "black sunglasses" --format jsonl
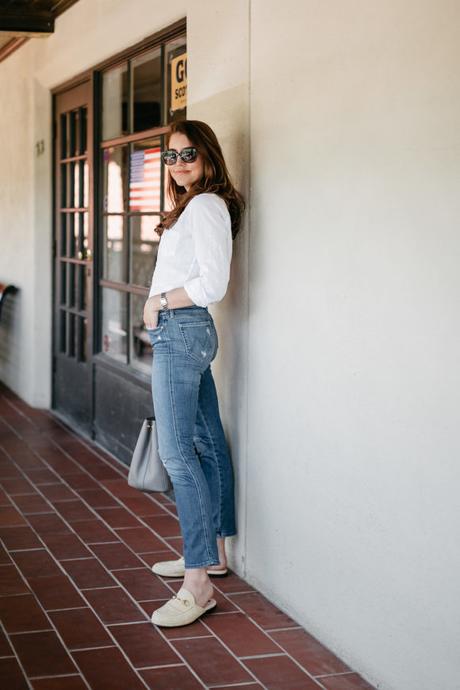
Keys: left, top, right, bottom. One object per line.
{"left": 161, "top": 147, "right": 198, "bottom": 166}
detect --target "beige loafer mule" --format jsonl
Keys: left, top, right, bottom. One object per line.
{"left": 151, "top": 587, "right": 217, "bottom": 627}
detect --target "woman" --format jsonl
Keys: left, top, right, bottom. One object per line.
{"left": 143, "top": 120, "right": 244, "bottom": 627}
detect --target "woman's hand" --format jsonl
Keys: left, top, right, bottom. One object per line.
{"left": 143, "top": 297, "right": 159, "bottom": 329}
{"left": 143, "top": 288, "right": 196, "bottom": 328}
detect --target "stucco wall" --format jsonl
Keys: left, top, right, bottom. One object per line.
{"left": 248, "top": 2, "right": 460, "bottom": 690}
{"left": 0, "top": 46, "right": 35, "bottom": 401}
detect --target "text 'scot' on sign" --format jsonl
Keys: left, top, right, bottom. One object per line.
{"left": 170, "top": 52, "right": 187, "bottom": 112}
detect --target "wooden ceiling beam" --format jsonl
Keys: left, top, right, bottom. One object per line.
{"left": 0, "top": 9, "right": 54, "bottom": 34}
{"left": 53, "top": 0, "right": 80, "bottom": 18}
{"left": 0, "top": 36, "right": 29, "bottom": 63}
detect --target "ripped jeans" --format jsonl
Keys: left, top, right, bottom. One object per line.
{"left": 147, "top": 305, "right": 237, "bottom": 568}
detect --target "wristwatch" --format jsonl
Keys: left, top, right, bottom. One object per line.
{"left": 159, "top": 292, "right": 169, "bottom": 311}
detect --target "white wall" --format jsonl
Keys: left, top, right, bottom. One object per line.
{"left": 248, "top": 2, "right": 460, "bottom": 690}
{"left": 0, "top": 47, "right": 35, "bottom": 401}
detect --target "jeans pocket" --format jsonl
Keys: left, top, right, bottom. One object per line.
{"left": 179, "top": 321, "right": 215, "bottom": 365}
{"left": 147, "top": 325, "right": 164, "bottom": 346}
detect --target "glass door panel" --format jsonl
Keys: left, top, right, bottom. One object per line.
{"left": 53, "top": 81, "right": 93, "bottom": 434}
{"left": 129, "top": 138, "right": 162, "bottom": 213}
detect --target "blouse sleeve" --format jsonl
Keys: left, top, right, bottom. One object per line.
{"left": 183, "top": 194, "right": 233, "bottom": 307}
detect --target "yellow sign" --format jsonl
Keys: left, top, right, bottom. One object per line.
{"left": 170, "top": 52, "right": 187, "bottom": 112}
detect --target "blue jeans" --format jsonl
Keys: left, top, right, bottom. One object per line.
{"left": 147, "top": 306, "right": 237, "bottom": 569}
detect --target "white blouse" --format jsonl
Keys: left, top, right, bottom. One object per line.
{"left": 148, "top": 193, "right": 233, "bottom": 307}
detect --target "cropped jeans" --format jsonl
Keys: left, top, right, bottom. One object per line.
{"left": 147, "top": 305, "right": 237, "bottom": 569}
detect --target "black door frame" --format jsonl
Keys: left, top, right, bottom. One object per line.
{"left": 52, "top": 78, "right": 95, "bottom": 435}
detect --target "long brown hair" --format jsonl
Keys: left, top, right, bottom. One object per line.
{"left": 155, "top": 120, "right": 245, "bottom": 239}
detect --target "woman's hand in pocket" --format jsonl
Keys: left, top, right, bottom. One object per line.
{"left": 143, "top": 297, "right": 159, "bottom": 330}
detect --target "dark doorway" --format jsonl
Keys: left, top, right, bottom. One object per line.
{"left": 52, "top": 80, "right": 94, "bottom": 434}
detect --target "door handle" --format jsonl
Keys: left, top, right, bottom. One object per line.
{"left": 78, "top": 249, "right": 93, "bottom": 261}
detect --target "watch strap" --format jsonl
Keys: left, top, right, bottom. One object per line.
{"left": 160, "top": 292, "right": 169, "bottom": 310}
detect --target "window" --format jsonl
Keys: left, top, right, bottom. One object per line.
{"left": 99, "top": 34, "right": 186, "bottom": 374}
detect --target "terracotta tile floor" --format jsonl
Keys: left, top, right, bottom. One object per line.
{"left": 0, "top": 383, "right": 376, "bottom": 690}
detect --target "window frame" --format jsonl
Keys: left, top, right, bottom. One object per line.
{"left": 93, "top": 21, "right": 186, "bottom": 373}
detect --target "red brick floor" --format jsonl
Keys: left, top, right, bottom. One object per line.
{"left": 0, "top": 383, "right": 376, "bottom": 690}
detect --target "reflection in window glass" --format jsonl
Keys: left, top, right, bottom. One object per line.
{"left": 132, "top": 49, "right": 162, "bottom": 132}
{"left": 82, "top": 213, "right": 89, "bottom": 249}
{"left": 60, "top": 163, "right": 67, "bottom": 207}
{"left": 77, "top": 316, "right": 88, "bottom": 362}
{"left": 83, "top": 161, "right": 89, "bottom": 208}
{"left": 76, "top": 213, "right": 86, "bottom": 258}
{"left": 69, "top": 214, "right": 80, "bottom": 259}
{"left": 68, "top": 214, "right": 75, "bottom": 256}
{"left": 71, "top": 160, "right": 86, "bottom": 209}
{"left": 67, "top": 313, "right": 76, "bottom": 357}
{"left": 69, "top": 110, "right": 77, "bottom": 157}
{"left": 130, "top": 215, "right": 160, "bottom": 287}
{"left": 79, "top": 107, "right": 87, "bottom": 155}
{"left": 130, "top": 293, "right": 152, "bottom": 374}
{"left": 166, "top": 38, "right": 187, "bottom": 123}
{"left": 101, "top": 288, "right": 128, "bottom": 363}
{"left": 68, "top": 162, "right": 75, "bottom": 209}
{"left": 102, "top": 64, "right": 128, "bottom": 140}
{"left": 73, "top": 162, "right": 80, "bottom": 208}
{"left": 60, "top": 113, "right": 67, "bottom": 159}
{"left": 103, "top": 146, "right": 128, "bottom": 213}
{"left": 103, "top": 216, "right": 127, "bottom": 283}
{"left": 78, "top": 264, "right": 87, "bottom": 311}
{"left": 129, "top": 139, "right": 161, "bottom": 212}
{"left": 68, "top": 263, "right": 75, "bottom": 308}
{"left": 60, "top": 213, "right": 67, "bottom": 256}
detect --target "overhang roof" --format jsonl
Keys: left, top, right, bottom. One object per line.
{"left": 0, "top": 0, "right": 80, "bottom": 62}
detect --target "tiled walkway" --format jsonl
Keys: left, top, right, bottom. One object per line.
{"left": 0, "top": 383, "right": 376, "bottom": 690}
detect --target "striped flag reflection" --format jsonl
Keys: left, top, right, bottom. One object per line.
{"left": 129, "top": 146, "right": 161, "bottom": 212}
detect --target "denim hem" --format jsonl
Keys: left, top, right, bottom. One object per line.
{"left": 184, "top": 560, "right": 220, "bottom": 569}
{"left": 216, "top": 531, "right": 237, "bottom": 538}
